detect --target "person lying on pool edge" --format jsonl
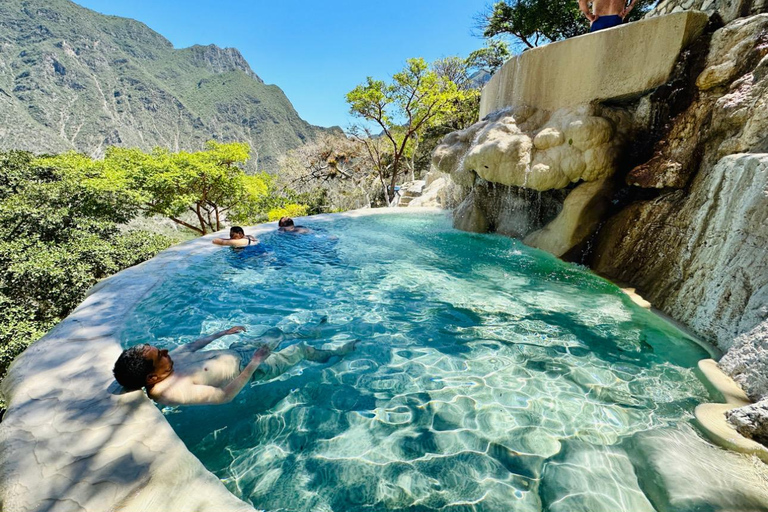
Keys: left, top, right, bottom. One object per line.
{"left": 113, "top": 325, "right": 357, "bottom": 406}
{"left": 212, "top": 226, "right": 258, "bottom": 247}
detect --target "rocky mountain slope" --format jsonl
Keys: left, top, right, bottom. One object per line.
{"left": 0, "top": 0, "right": 325, "bottom": 170}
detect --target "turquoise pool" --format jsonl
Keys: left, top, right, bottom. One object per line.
{"left": 122, "top": 212, "right": 712, "bottom": 511}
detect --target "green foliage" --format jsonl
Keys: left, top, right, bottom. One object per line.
{"left": 481, "top": 0, "right": 653, "bottom": 49}
{"left": 346, "top": 58, "right": 473, "bottom": 204}
{"left": 0, "top": 150, "right": 177, "bottom": 400}
{"left": 267, "top": 204, "right": 309, "bottom": 222}
{"left": 466, "top": 39, "right": 511, "bottom": 74}
{"left": 65, "top": 141, "right": 272, "bottom": 235}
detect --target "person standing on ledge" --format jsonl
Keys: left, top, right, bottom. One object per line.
{"left": 579, "top": 0, "right": 638, "bottom": 32}
{"left": 113, "top": 325, "right": 357, "bottom": 405}
{"left": 212, "top": 226, "right": 258, "bottom": 247}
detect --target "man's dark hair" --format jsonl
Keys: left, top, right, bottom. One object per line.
{"left": 113, "top": 344, "right": 153, "bottom": 390}
{"left": 278, "top": 217, "right": 294, "bottom": 228}
{"left": 230, "top": 226, "right": 245, "bottom": 237}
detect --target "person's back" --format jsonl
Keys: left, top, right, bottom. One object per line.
{"left": 578, "top": 0, "right": 638, "bottom": 32}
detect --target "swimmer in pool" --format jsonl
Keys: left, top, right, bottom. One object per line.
{"left": 212, "top": 226, "right": 258, "bottom": 247}
{"left": 278, "top": 217, "right": 311, "bottom": 234}
{"left": 113, "top": 326, "right": 357, "bottom": 406}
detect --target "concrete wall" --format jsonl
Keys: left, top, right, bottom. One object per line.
{"left": 479, "top": 11, "right": 708, "bottom": 117}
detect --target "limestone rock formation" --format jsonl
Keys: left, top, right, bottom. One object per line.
{"left": 720, "top": 321, "right": 768, "bottom": 401}
{"left": 523, "top": 178, "right": 614, "bottom": 257}
{"left": 434, "top": 106, "right": 627, "bottom": 193}
{"left": 594, "top": 13, "right": 768, "bottom": 350}
{"left": 727, "top": 400, "right": 768, "bottom": 445}
{"left": 595, "top": 153, "right": 768, "bottom": 348}
{"left": 433, "top": 105, "right": 628, "bottom": 255}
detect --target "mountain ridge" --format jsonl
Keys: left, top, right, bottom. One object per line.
{"left": 0, "top": 0, "right": 325, "bottom": 170}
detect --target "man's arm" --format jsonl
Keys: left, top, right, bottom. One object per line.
{"left": 578, "top": 0, "right": 597, "bottom": 21}
{"left": 156, "top": 346, "right": 271, "bottom": 405}
{"left": 212, "top": 238, "right": 250, "bottom": 247}
{"left": 620, "top": 0, "right": 637, "bottom": 18}
{"left": 179, "top": 326, "right": 246, "bottom": 353}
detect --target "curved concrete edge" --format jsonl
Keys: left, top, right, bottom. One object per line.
{"left": 693, "top": 359, "right": 768, "bottom": 462}
{"left": 0, "top": 207, "right": 445, "bottom": 512}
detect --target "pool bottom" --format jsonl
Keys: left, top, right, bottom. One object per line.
{"left": 121, "top": 212, "right": 742, "bottom": 512}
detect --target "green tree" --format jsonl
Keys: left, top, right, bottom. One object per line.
{"left": 0, "top": 151, "right": 175, "bottom": 395}
{"left": 346, "top": 58, "right": 470, "bottom": 205}
{"left": 107, "top": 141, "right": 272, "bottom": 234}
{"left": 466, "top": 39, "right": 511, "bottom": 74}
{"left": 480, "top": 0, "right": 652, "bottom": 49}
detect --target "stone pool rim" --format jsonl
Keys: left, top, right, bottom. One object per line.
{"left": 0, "top": 206, "right": 737, "bottom": 512}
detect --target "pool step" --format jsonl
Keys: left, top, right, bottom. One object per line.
{"left": 540, "top": 440, "right": 655, "bottom": 512}
{"left": 623, "top": 424, "right": 768, "bottom": 512}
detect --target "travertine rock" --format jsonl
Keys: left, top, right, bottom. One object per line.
{"left": 727, "top": 400, "right": 768, "bottom": 445}
{"left": 595, "top": 14, "right": 768, "bottom": 352}
{"left": 594, "top": 153, "right": 768, "bottom": 349}
{"left": 452, "top": 190, "right": 489, "bottom": 233}
{"left": 720, "top": 320, "right": 768, "bottom": 401}
{"left": 433, "top": 105, "right": 626, "bottom": 192}
{"left": 524, "top": 178, "right": 614, "bottom": 257}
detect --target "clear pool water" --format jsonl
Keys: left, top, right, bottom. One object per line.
{"left": 122, "top": 212, "right": 712, "bottom": 511}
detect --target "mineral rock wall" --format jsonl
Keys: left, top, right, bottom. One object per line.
{"left": 432, "top": 105, "right": 630, "bottom": 256}
{"left": 431, "top": 10, "right": 768, "bottom": 441}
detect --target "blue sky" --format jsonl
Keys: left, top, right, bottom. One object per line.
{"left": 74, "top": 0, "right": 491, "bottom": 129}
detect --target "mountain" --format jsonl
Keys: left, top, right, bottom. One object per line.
{"left": 0, "top": 0, "right": 326, "bottom": 170}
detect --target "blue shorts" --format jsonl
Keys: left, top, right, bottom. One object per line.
{"left": 590, "top": 15, "right": 623, "bottom": 32}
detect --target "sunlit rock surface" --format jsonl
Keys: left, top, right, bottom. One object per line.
{"left": 594, "top": 14, "right": 768, "bottom": 352}
{"left": 433, "top": 104, "right": 628, "bottom": 256}
{"left": 434, "top": 106, "right": 627, "bottom": 193}
{"left": 523, "top": 178, "right": 613, "bottom": 257}
{"left": 625, "top": 424, "right": 768, "bottom": 511}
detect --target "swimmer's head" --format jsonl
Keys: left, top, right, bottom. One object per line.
{"left": 229, "top": 226, "right": 245, "bottom": 239}
{"left": 278, "top": 217, "right": 294, "bottom": 228}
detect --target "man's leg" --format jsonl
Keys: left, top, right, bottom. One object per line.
{"left": 255, "top": 340, "right": 359, "bottom": 380}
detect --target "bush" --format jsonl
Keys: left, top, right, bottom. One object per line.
{"left": 268, "top": 203, "right": 309, "bottom": 221}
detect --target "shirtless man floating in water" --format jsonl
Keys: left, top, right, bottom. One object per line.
{"left": 113, "top": 325, "right": 357, "bottom": 405}
{"left": 578, "top": 0, "right": 638, "bottom": 32}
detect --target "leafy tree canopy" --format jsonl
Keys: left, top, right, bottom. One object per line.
{"left": 346, "top": 58, "right": 474, "bottom": 204}
{"left": 0, "top": 150, "right": 176, "bottom": 397}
